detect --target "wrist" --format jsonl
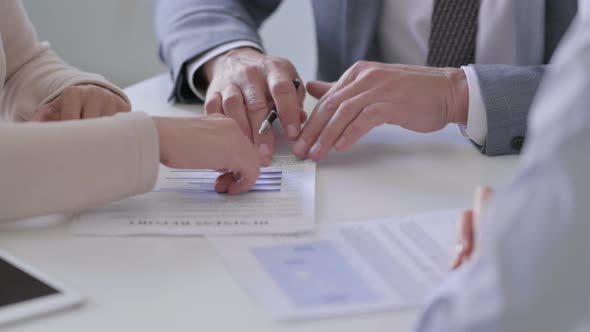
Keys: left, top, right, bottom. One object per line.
{"left": 445, "top": 68, "right": 469, "bottom": 125}
{"left": 152, "top": 117, "right": 170, "bottom": 165}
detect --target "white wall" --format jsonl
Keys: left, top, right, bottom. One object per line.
{"left": 23, "top": 0, "right": 317, "bottom": 88}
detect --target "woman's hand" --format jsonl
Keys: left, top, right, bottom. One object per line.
{"left": 153, "top": 114, "right": 260, "bottom": 194}
{"left": 32, "top": 84, "right": 130, "bottom": 121}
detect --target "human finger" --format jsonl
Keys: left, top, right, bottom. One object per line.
{"left": 451, "top": 210, "right": 475, "bottom": 270}
{"left": 221, "top": 84, "right": 252, "bottom": 140}
{"left": 31, "top": 102, "right": 58, "bottom": 122}
{"left": 267, "top": 71, "right": 302, "bottom": 140}
{"left": 243, "top": 84, "right": 275, "bottom": 166}
{"left": 306, "top": 80, "right": 334, "bottom": 99}
{"left": 238, "top": 73, "right": 270, "bottom": 138}
{"left": 308, "top": 91, "right": 374, "bottom": 160}
{"left": 333, "top": 102, "right": 390, "bottom": 152}
{"left": 111, "top": 93, "right": 131, "bottom": 115}
{"left": 227, "top": 164, "right": 260, "bottom": 195}
{"left": 205, "top": 90, "right": 223, "bottom": 115}
{"left": 81, "top": 92, "right": 103, "bottom": 119}
{"left": 215, "top": 172, "right": 237, "bottom": 193}
{"left": 300, "top": 109, "right": 308, "bottom": 123}
{"left": 292, "top": 80, "right": 367, "bottom": 159}
{"left": 60, "top": 88, "right": 83, "bottom": 120}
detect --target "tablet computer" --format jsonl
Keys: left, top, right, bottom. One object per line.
{"left": 0, "top": 249, "right": 84, "bottom": 326}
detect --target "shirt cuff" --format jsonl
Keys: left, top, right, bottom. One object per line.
{"left": 186, "top": 41, "right": 264, "bottom": 100}
{"left": 458, "top": 66, "right": 488, "bottom": 146}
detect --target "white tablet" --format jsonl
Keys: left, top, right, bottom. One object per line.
{"left": 0, "top": 249, "right": 84, "bottom": 326}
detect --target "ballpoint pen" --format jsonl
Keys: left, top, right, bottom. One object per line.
{"left": 258, "top": 79, "right": 301, "bottom": 134}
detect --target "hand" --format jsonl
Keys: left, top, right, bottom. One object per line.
{"left": 451, "top": 186, "right": 495, "bottom": 270}
{"left": 292, "top": 61, "right": 469, "bottom": 160}
{"left": 32, "top": 84, "right": 130, "bottom": 121}
{"left": 153, "top": 115, "right": 260, "bottom": 194}
{"left": 202, "top": 47, "right": 307, "bottom": 166}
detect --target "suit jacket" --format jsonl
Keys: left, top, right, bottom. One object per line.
{"left": 155, "top": 0, "right": 577, "bottom": 156}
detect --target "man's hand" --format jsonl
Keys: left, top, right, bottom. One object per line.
{"left": 292, "top": 61, "right": 469, "bottom": 160}
{"left": 32, "top": 84, "right": 130, "bottom": 121}
{"left": 451, "top": 186, "right": 495, "bottom": 270}
{"left": 153, "top": 114, "right": 260, "bottom": 194}
{"left": 202, "top": 47, "right": 306, "bottom": 166}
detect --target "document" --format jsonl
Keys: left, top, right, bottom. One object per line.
{"left": 71, "top": 152, "right": 316, "bottom": 235}
{"left": 208, "top": 210, "right": 458, "bottom": 321}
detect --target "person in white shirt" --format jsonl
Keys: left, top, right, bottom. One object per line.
{"left": 156, "top": 0, "right": 577, "bottom": 165}
{"left": 416, "top": 4, "right": 590, "bottom": 330}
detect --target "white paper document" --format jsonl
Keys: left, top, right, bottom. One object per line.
{"left": 72, "top": 153, "right": 316, "bottom": 235}
{"left": 208, "top": 210, "right": 458, "bottom": 321}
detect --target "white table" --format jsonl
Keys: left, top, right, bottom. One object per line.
{"left": 0, "top": 74, "right": 519, "bottom": 332}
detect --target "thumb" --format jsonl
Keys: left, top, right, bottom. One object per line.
{"left": 215, "top": 172, "right": 237, "bottom": 193}
{"left": 306, "top": 80, "right": 334, "bottom": 99}
{"left": 227, "top": 145, "right": 260, "bottom": 194}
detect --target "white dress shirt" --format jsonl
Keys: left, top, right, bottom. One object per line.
{"left": 186, "top": 0, "right": 517, "bottom": 146}
{"left": 416, "top": 7, "right": 590, "bottom": 331}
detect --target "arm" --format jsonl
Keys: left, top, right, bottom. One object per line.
{"left": 0, "top": 113, "right": 159, "bottom": 222}
{"left": 417, "top": 157, "right": 590, "bottom": 331}
{"left": 416, "top": 14, "right": 590, "bottom": 331}
{"left": 0, "top": 2, "right": 261, "bottom": 222}
{"left": 156, "top": 0, "right": 305, "bottom": 167}
{"left": 0, "top": 112, "right": 263, "bottom": 222}
{"left": 155, "top": 0, "right": 282, "bottom": 103}
{"left": 470, "top": 64, "right": 545, "bottom": 156}
{"left": 0, "top": 0, "right": 128, "bottom": 122}
{"left": 287, "top": 63, "right": 544, "bottom": 161}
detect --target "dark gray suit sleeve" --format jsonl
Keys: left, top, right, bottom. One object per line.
{"left": 155, "top": 0, "right": 282, "bottom": 103}
{"left": 471, "top": 64, "right": 546, "bottom": 156}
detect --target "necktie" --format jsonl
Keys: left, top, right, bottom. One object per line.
{"left": 427, "top": 0, "right": 481, "bottom": 67}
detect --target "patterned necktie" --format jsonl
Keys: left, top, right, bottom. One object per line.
{"left": 426, "top": 0, "right": 481, "bottom": 68}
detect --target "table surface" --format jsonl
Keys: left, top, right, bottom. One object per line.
{"left": 0, "top": 74, "right": 519, "bottom": 332}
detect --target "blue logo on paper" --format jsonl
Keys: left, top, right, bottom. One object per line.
{"left": 252, "top": 241, "right": 380, "bottom": 308}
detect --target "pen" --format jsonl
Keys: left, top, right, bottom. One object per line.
{"left": 258, "top": 79, "right": 301, "bottom": 134}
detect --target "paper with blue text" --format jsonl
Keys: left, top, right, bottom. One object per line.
{"left": 72, "top": 152, "right": 315, "bottom": 235}
{"left": 208, "top": 210, "right": 458, "bottom": 321}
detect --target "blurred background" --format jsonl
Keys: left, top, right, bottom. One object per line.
{"left": 23, "top": 0, "right": 318, "bottom": 88}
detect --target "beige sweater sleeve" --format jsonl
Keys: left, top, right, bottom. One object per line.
{"left": 0, "top": 112, "right": 160, "bottom": 222}
{"left": 0, "top": 1, "right": 160, "bottom": 222}
{"left": 0, "top": 0, "right": 129, "bottom": 122}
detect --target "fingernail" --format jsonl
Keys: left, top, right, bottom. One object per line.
{"left": 335, "top": 136, "right": 347, "bottom": 150}
{"left": 287, "top": 124, "right": 300, "bottom": 139}
{"left": 310, "top": 142, "right": 322, "bottom": 156}
{"left": 293, "top": 139, "right": 308, "bottom": 156}
{"left": 258, "top": 143, "right": 270, "bottom": 157}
